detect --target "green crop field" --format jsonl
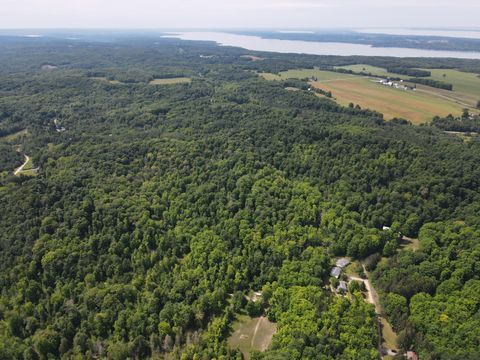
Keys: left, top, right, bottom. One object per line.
{"left": 148, "top": 77, "right": 192, "bottom": 85}
{"left": 227, "top": 315, "right": 276, "bottom": 359}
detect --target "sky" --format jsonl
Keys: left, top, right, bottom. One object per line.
{"left": 1, "top": 0, "right": 480, "bottom": 29}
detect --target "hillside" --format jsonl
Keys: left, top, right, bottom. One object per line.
{"left": 0, "top": 36, "right": 479, "bottom": 360}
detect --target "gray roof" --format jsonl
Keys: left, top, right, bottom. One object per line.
{"left": 330, "top": 266, "right": 342, "bottom": 278}
{"left": 336, "top": 257, "right": 350, "bottom": 268}
{"left": 337, "top": 281, "right": 348, "bottom": 292}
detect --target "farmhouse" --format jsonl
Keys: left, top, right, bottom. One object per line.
{"left": 378, "top": 79, "right": 414, "bottom": 91}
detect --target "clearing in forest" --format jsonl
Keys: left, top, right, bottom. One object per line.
{"left": 148, "top": 77, "right": 192, "bottom": 85}
{"left": 227, "top": 315, "right": 276, "bottom": 359}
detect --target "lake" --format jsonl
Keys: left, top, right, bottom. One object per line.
{"left": 164, "top": 32, "right": 480, "bottom": 59}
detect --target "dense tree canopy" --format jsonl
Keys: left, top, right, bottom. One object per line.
{"left": 0, "top": 36, "right": 479, "bottom": 359}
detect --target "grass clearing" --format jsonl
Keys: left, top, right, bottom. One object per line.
{"left": 344, "top": 260, "right": 363, "bottom": 277}
{"left": 22, "top": 156, "right": 33, "bottom": 171}
{"left": 423, "top": 69, "right": 480, "bottom": 97}
{"left": 227, "top": 315, "right": 276, "bottom": 359}
{"left": 19, "top": 169, "right": 38, "bottom": 177}
{"left": 399, "top": 236, "right": 420, "bottom": 251}
{"left": 148, "top": 77, "right": 192, "bottom": 85}
{"left": 380, "top": 316, "right": 398, "bottom": 351}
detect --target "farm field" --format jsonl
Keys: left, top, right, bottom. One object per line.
{"left": 227, "top": 315, "right": 276, "bottom": 359}
{"left": 260, "top": 68, "right": 469, "bottom": 123}
{"left": 314, "top": 77, "right": 464, "bottom": 123}
{"left": 338, "top": 65, "right": 480, "bottom": 108}
{"left": 148, "top": 77, "right": 192, "bottom": 85}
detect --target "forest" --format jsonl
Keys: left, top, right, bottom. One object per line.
{"left": 0, "top": 35, "right": 479, "bottom": 359}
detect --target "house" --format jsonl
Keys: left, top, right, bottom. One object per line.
{"left": 336, "top": 257, "right": 350, "bottom": 268}
{"left": 337, "top": 281, "right": 348, "bottom": 293}
{"left": 406, "top": 351, "right": 419, "bottom": 360}
{"left": 330, "top": 266, "right": 342, "bottom": 278}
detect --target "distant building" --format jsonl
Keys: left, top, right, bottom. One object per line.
{"left": 336, "top": 258, "right": 350, "bottom": 268}
{"left": 330, "top": 267, "right": 342, "bottom": 278}
{"left": 406, "top": 351, "right": 419, "bottom": 360}
{"left": 382, "top": 226, "right": 391, "bottom": 231}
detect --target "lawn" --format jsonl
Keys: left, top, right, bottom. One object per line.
{"left": 227, "top": 315, "right": 276, "bottom": 359}
{"left": 148, "top": 77, "right": 192, "bottom": 85}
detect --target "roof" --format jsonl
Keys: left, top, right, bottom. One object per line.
{"left": 336, "top": 258, "right": 350, "bottom": 268}
{"left": 337, "top": 281, "right": 348, "bottom": 292}
{"left": 330, "top": 267, "right": 342, "bottom": 278}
